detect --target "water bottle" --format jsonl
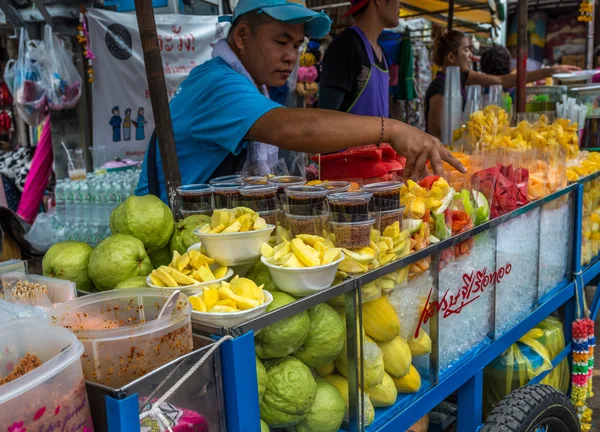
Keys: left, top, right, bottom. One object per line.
{"left": 72, "top": 181, "right": 82, "bottom": 225}
{"left": 55, "top": 179, "right": 66, "bottom": 225}
{"left": 80, "top": 177, "right": 93, "bottom": 225}
{"left": 64, "top": 180, "right": 75, "bottom": 225}
{"left": 106, "top": 181, "right": 119, "bottom": 218}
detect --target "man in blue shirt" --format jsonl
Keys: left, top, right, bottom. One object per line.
{"left": 136, "top": 0, "right": 465, "bottom": 202}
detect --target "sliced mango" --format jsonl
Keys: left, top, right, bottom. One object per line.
{"left": 219, "top": 286, "right": 261, "bottom": 310}
{"left": 199, "top": 223, "right": 211, "bottom": 233}
{"left": 214, "top": 266, "right": 228, "bottom": 279}
{"left": 261, "top": 243, "right": 275, "bottom": 258}
{"left": 195, "top": 265, "right": 216, "bottom": 282}
{"left": 216, "top": 298, "right": 237, "bottom": 308}
{"left": 291, "top": 238, "right": 320, "bottom": 267}
{"left": 296, "top": 234, "right": 326, "bottom": 246}
{"left": 188, "top": 295, "right": 207, "bottom": 312}
{"left": 154, "top": 267, "right": 178, "bottom": 287}
{"left": 253, "top": 217, "right": 267, "bottom": 230}
{"left": 191, "top": 252, "right": 215, "bottom": 269}
{"left": 282, "top": 253, "right": 306, "bottom": 268}
{"left": 223, "top": 220, "right": 242, "bottom": 233}
{"left": 176, "top": 254, "right": 190, "bottom": 272}
{"left": 170, "top": 268, "right": 198, "bottom": 286}
{"left": 209, "top": 224, "right": 226, "bottom": 234}
{"left": 170, "top": 250, "right": 181, "bottom": 268}
{"left": 150, "top": 274, "right": 166, "bottom": 287}
{"left": 203, "top": 288, "right": 220, "bottom": 310}
{"left": 210, "top": 305, "right": 238, "bottom": 313}
{"left": 322, "top": 248, "right": 343, "bottom": 265}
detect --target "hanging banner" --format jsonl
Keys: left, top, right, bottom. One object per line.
{"left": 87, "top": 9, "right": 229, "bottom": 161}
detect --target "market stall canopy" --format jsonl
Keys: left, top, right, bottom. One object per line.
{"left": 308, "top": 0, "right": 498, "bottom": 35}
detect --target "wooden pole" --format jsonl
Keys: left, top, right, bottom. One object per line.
{"left": 133, "top": 0, "right": 181, "bottom": 207}
{"left": 448, "top": 0, "right": 455, "bottom": 30}
{"left": 585, "top": 2, "right": 595, "bottom": 69}
{"left": 516, "top": 0, "right": 527, "bottom": 114}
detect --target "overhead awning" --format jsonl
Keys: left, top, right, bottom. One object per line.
{"left": 400, "top": 0, "right": 493, "bottom": 35}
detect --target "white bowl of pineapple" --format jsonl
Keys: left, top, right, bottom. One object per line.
{"left": 188, "top": 276, "right": 273, "bottom": 327}
{"left": 260, "top": 234, "right": 345, "bottom": 297}
{"left": 194, "top": 208, "right": 275, "bottom": 266}
{"left": 147, "top": 249, "right": 234, "bottom": 295}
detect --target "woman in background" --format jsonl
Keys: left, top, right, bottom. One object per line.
{"left": 425, "top": 30, "right": 579, "bottom": 140}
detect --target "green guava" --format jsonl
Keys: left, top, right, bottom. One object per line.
{"left": 88, "top": 234, "right": 153, "bottom": 291}
{"left": 255, "top": 292, "right": 310, "bottom": 359}
{"left": 257, "top": 356, "right": 268, "bottom": 403}
{"left": 114, "top": 276, "right": 149, "bottom": 289}
{"left": 43, "top": 241, "right": 93, "bottom": 291}
{"left": 260, "top": 357, "right": 316, "bottom": 428}
{"left": 294, "top": 378, "right": 345, "bottom": 432}
{"left": 294, "top": 304, "right": 345, "bottom": 368}
{"left": 169, "top": 215, "right": 211, "bottom": 255}
{"left": 260, "top": 419, "right": 270, "bottom": 432}
{"left": 148, "top": 246, "right": 172, "bottom": 269}
{"left": 110, "top": 194, "right": 174, "bottom": 252}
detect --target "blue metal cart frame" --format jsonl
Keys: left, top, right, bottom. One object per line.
{"left": 103, "top": 175, "right": 600, "bottom": 432}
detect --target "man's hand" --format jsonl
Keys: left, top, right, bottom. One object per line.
{"left": 389, "top": 122, "right": 466, "bottom": 181}
{"left": 551, "top": 64, "right": 582, "bottom": 74}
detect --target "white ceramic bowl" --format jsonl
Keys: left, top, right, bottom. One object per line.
{"left": 191, "top": 290, "right": 273, "bottom": 328}
{"left": 194, "top": 225, "right": 275, "bottom": 266}
{"left": 187, "top": 242, "right": 202, "bottom": 252}
{"left": 260, "top": 253, "right": 345, "bottom": 297}
{"left": 146, "top": 268, "right": 234, "bottom": 295}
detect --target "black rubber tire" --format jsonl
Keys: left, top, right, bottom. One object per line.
{"left": 481, "top": 384, "right": 580, "bottom": 432}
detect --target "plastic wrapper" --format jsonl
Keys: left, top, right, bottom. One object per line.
{"left": 42, "top": 25, "right": 82, "bottom": 110}
{"left": 13, "top": 28, "right": 47, "bottom": 126}
{"left": 483, "top": 316, "right": 569, "bottom": 418}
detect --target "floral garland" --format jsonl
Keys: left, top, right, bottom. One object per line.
{"left": 571, "top": 317, "right": 595, "bottom": 431}
{"left": 578, "top": 0, "right": 595, "bottom": 23}
{"left": 76, "top": 6, "right": 95, "bottom": 82}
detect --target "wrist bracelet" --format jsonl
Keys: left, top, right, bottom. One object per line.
{"left": 376, "top": 116, "right": 385, "bottom": 148}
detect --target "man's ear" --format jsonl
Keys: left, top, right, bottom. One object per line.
{"left": 232, "top": 22, "right": 251, "bottom": 52}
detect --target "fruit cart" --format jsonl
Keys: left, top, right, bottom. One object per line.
{"left": 87, "top": 175, "right": 600, "bottom": 432}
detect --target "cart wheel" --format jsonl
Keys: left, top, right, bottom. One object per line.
{"left": 481, "top": 384, "right": 579, "bottom": 432}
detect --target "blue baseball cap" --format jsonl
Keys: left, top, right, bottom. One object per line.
{"left": 219, "top": 0, "right": 332, "bottom": 39}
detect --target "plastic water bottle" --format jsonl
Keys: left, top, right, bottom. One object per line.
{"left": 72, "top": 181, "right": 83, "bottom": 224}
{"left": 64, "top": 180, "right": 75, "bottom": 225}
{"left": 80, "top": 177, "right": 93, "bottom": 225}
{"left": 55, "top": 179, "right": 66, "bottom": 225}
{"left": 106, "top": 182, "right": 119, "bottom": 217}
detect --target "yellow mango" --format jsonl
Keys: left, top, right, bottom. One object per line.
{"left": 408, "top": 329, "right": 432, "bottom": 356}
{"left": 150, "top": 274, "right": 166, "bottom": 287}
{"left": 282, "top": 253, "right": 306, "bottom": 268}
{"left": 291, "top": 238, "right": 320, "bottom": 267}
{"left": 209, "top": 224, "right": 226, "bottom": 234}
{"left": 253, "top": 217, "right": 267, "bottom": 230}
{"left": 362, "top": 297, "right": 400, "bottom": 342}
{"left": 261, "top": 243, "right": 275, "bottom": 258}
{"left": 296, "top": 234, "right": 326, "bottom": 246}
{"left": 377, "top": 336, "right": 412, "bottom": 378}
{"left": 223, "top": 220, "right": 242, "bottom": 233}
{"left": 392, "top": 365, "right": 421, "bottom": 393}
{"left": 203, "top": 288, "right": 220, "bottom": 310}
{"left": 210, "top": 305, "right": 238, "bottom": 313}
{"left": 322, "top": 247, "right": 342, "bottom": 265}
{"left": 194, "top": 265, "right": 216, "bottom": 282}
{"left": 188, "top": 295, "right": 207, "bottom": 312}
{"left": 170, "top": 268, "right": 198, "bottom": 286}
{"left": 219, "top": 286, "right": 261, "bottom": 310}
{"left": 190, "top": 252, "right": 214, "bottom": 269}
{"left": 170, "top": 250, "right": 181, "bottom": 268}
{"left": 213, "top": 266, "right": 228, "bottom": 279}
{"left": 366, "top": 372, "right": 397, "bottom": 407}
{"left": 216, "top": 298, "right": 237, "bottom": 308}
{"left": 153, "top": 267, "right": 178, "bottom": 287}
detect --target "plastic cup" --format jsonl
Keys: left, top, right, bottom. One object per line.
{"left": 209, "top": 174, "right": 243, "bottom": 185}
{"left": 89, "top": 145, "right": 107, "bottom": 173}
{"left": 361, "top": 181, "right": 403, "bottom": 212}
{"left": 211, "top": 183, "right": 242, "bottom": 209}
{"left": 321, "top": 181, "right": 351, "bottom": 194}
{"left": 239, "top": 185, "right": 278, "bottom": 224}
{"left": 286, "top": 210, "right": 330, "bottom": 237}
{"left": 328, "top": 191, "right": 373, "bottom": 223}
{"left": 285, "top": 186, "right": 328, "bottom": 216}
{"left": 177, "top": 184, "right": 212, "bottom": 218}
{"left": 267, "top": 176, "right": 307, "bottom": 195}
{"left": 67, "top": 149, "right": 86, "bottom": 181}
{"left": 243, "top": 176, "right": 269, "bottom": 185}
{"left": 330, "top": 219, "right": 375, "bottom": 249}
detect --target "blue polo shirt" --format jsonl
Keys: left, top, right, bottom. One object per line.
{"left": 136, "top": 57, "right": 281, "bottom": 202}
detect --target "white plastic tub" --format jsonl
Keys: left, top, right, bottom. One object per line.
{"left": 0, "top": 318, "right": 94, "bottom": 431}
{"left": 195, "top": 225, "right": 275, "bottom": 266}
{"left": 191, "top": 290, "right": 274, "bottom": 328}
{"left": 51, "top": 288, "right": 193, "bottom": 388}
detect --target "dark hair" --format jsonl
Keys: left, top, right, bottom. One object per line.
{"left": 432, "top": 30, "right": 465, "bottom": 66}
{"left": 480, "top": 45, "right": 511, "bottom": 75}
{"left": 228, "top": 10, "right": 274, "bottom": 38}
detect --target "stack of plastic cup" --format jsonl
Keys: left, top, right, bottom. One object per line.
{"left": 442, "top": 66, "right": 464, "bottom": 147}
{"left": 464, "top": 85, "right": 483, "bottom": 121}
{"left": 487, "top": 84, "right": 503, "bottom": 108}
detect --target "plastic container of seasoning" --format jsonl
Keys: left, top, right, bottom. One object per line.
{"left": 176, "top": 184, "right": 213, "bottom": 217}
{"left": 362, "top": 181, "right": 403, "bottom": 212}
{"left": 330, "top": 219, "right": 375, "bottom": 249}
{"left": 51, "top": 288, "right": 193, "bottom": 388}
{"left": 328, "top": 191, "right": 373, "bottom": 223}
{"left": 321, "top": 181, "right": 351, "bottom": 194}
{"left": 243, "top": 176, "right": 269, "bottom": 185}
{"left": 267, "top": 176, "right": 307, "bottom": 195}
{"left": 374, "top": 205, "right": 406, "bottom": 232}
{"left": 0, "top": 319, "right": 94, "bottom": 432}
{"left": 286, "top": 211, "right": 330, "bottom": 237}
{"left": 239, "top": 185, "right": 278, "bottom": 225}
{"left": 211, "top": 183, "right": 242, "bottom": 209}
{"left": 209, "top": 174, "right": 244, "bottom": 185}
{"left": 285, "top": 186, "right": 328, "bottom": 216}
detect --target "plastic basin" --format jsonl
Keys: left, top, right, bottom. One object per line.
{"left": 0, "top": 318, "right": 94, "bottom": 431}
{"left": 191, "top": 290, "right": 273, "bottom": 328}
{"left": 260, "top": 253, "right": 345, "bottom": 297}
{"left": 50, "top": 288, "right": 193, "bottom": 388}
{"left": 195, "top": 225, "right": 275, "bottom": 266}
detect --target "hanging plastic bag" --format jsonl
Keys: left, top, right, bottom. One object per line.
{"left": 13, "top": 28, "right": 47, "bottom": 126}
{"left": 3, "top": 59, "right": 16, "bottom": 96}
{"left": 42, "top": 25, "right": 82, "bottom": 110}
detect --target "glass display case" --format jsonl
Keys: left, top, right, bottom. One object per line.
{"left": 526, "top": 86, "right": 567, "bottom": 113}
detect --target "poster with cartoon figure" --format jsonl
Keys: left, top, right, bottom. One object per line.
{"left": 87, "top": 9, "right": 229, "bottom": 161}
{"left": 109, "top": 106, "right": 122, "bottom": 142}
{"left": 134, "top": 107, "right": 147, "bottom": 141}
{"left": 123, "top": 108, "right": 132, "bottom": 141}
